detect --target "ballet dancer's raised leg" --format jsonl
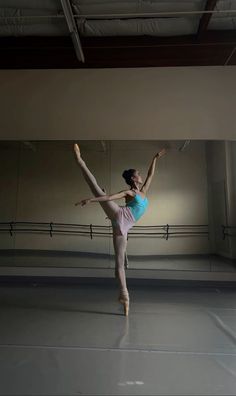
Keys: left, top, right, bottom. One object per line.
{"left": 74, "top": 144, "right": 120, "bottom": 221}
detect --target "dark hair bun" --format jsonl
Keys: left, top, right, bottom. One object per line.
{"left": 122, "top": 168, "right": 135, "bottom": 186}
{"left": 122, "top": 170, "right": 128, "bottom": 179}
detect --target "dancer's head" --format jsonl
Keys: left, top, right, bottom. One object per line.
{"left": 122, "top": 169, "right": 143, "bottom": 188}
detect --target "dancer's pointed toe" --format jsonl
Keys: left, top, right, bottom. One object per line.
{"left": 74, "top": 143, "right": 81, "bottom": 158}
{"left": 119, "top": 299, "right": 129, "bottom": 316}
{"left": 118, "top": 289, "right": 130, "bottom": 316}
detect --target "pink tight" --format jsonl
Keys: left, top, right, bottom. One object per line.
{"left": 76, "top": 157, "right": 129, "bottom": 300}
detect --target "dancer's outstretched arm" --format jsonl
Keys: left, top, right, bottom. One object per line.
{"left": 75, "top": 190, "right": 131, "bottom": 207}
{"left": 141, "top": 148, "right": 167, "bottom": 194}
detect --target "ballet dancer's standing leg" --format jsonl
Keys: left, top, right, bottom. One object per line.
{"left": 74, "top": 144, "right": 129, "bottom": 315}
{"left": 112, "top": 231, "right": 129, "bottom": 315}
{"left": 124, "top": 240, "right": 129, "bottom": 269}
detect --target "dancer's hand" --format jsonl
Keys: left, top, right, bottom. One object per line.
{"left": 75, "top": 198, "right": 91, "bottom": 207}
{"left": 156, "top": 148, "right": 167, "bottom": 159}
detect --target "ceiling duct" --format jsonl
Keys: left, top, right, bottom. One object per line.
{"left": 60, "top": 0, "right": 84, "bottom": 62}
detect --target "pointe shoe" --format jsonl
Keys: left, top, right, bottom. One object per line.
{"left": 120, "top": 298, "right": 129, "bottom": 316}
{"left": 74, "top": 143, "right": 81, "bottom": 158}
{"left": 118, "top": 291, "right": 130, "bottom": 316}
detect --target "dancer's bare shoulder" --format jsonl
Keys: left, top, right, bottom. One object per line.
{"left": 115, "top": 189, "right": 134, "bottom": 197}
{"left": 124, "top": 189, "right": 135, "bottom": 198}
{"left": 123, "top": 189, "right": 136, "bottom": 203}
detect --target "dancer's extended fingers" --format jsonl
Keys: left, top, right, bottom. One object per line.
{"left": 74, "top": 200, "right": 83, "bottom": 206}
{"left": 76, "top": 199, "right": 90, "bottom": 207}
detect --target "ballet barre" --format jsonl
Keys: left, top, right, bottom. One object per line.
{"left": 222, "top": 225, "right": 236, "bottom": 240}
{"left": 0, "top": 221, "right": 210, "bottom": 240}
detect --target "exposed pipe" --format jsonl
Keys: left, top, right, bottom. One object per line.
{"left": 0, "top": 9, "right": 236, "bottom": 22}
{"left": 76, "top": 9, "right": 236, "bottom": 20}
{"left": 60, "top": 0, "right": 84, "bottom": 62}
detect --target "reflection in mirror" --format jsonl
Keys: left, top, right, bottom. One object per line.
{"left": 0, "top": 140, "right": 235, "bottom": 277}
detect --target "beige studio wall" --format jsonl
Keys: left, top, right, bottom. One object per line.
{"left": 0, "top": 66, "right": 236, "bottom": 141}
{"left": 0, "top": 140, "right": 209, "bottom": 257}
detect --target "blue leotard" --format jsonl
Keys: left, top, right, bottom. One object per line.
{"left": 126, "top": 190, "right": 149, "bottom": 222}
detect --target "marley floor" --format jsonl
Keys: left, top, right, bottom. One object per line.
{"left": 0, "top": 282, "right": 236, "bottom": 395}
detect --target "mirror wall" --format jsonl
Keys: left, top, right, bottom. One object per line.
{"left": 0, "top": 140, "right": 235, "bottom": 274}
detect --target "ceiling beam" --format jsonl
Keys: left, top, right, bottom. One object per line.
{"left": 60, "top": 0, "right": 85, "bottom": 62}
{"left": 197, "top": 0, "right": 218, "bottom": 38}
{"left": 1, "top": 31, "right": 235, "bottom": 49}
{"left": 0, "top": 31, "right": 236, "bottom": 69}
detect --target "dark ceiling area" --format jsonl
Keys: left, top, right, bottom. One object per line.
{"left": 0, "top": 0, "right": 235, "bottom": 68}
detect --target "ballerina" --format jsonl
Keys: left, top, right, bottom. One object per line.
{"left": 74, "top": 143, "right": 167, "bottom": 316}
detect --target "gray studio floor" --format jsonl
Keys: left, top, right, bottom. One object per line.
{"left": 0, "top": 283, "right": 236, "bottom": 395}
{"left": 1, "top": 250, "right": 236, "bottom": 272}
